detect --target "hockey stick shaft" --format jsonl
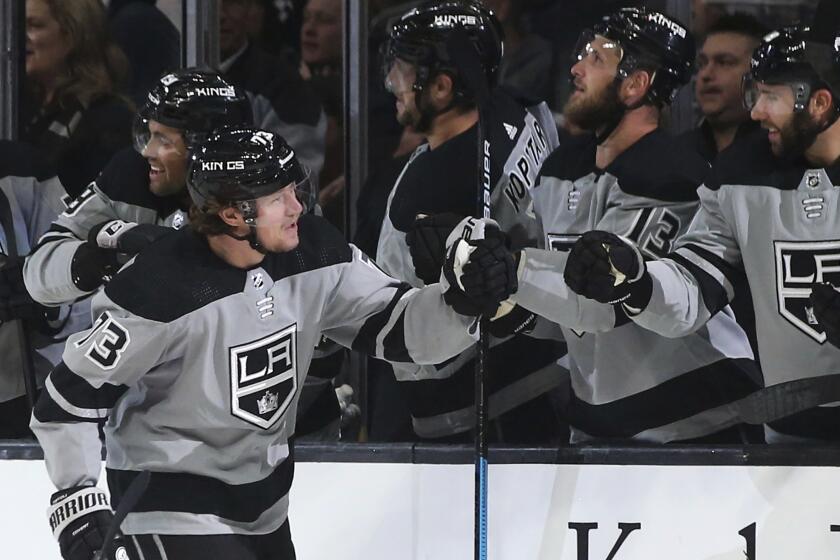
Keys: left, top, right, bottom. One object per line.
{"left": 93, "top": 470, "right": 150, "bottom": 560}
{"left": 446, "top": 31, "right": 491, "bottom": 560}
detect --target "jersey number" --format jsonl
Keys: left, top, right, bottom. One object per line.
{"left": 75, "top": 312, "right": 130, "bottom": 370}
{"left": 626, "top": 208, "right": 681, "bottom": 257}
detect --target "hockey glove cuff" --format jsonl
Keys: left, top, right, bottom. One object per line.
{"left": 564, "top": 230, "right": 652, "bottom": 312}
{"left": 48, "top": 486, "right": 133, "bottom": 560}
{"left": 487, "top": 302, "right": 537, "bottom": 338}
{"left": 89, "top": 220, "right": 171, "bottom": 255}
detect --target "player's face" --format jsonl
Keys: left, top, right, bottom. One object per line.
{"left": 695, "top": 32, "right": 755, "bottom": 126}
{"left": 141, "top": 120, "right": 188, "bottom": 197}
{"left": 385, "top": 58, "right": 422, "bottom": 128}
{"left": 565, "top": 35, "right": 625, "bottom": 131}
{"left": 25, "top": 0, "right": 72, "bottom": 86}
{"left": 253, "top": 184, "right": 304, "bottom": 253}
{"left": 749, "top": 82, "right": 820, "bottom": 157}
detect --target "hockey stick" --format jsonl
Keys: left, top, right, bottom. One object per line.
{"left": 93, "top": 470, "right": 151, "bottom": 560}
{"left": 446, "top": 31, "right": 493, "bottom": 560}
{"left": 0, "top": 189, "right": 38, "bottom": 411}
{"left": 732, "top": 373, "right": 840, "bottom": 425}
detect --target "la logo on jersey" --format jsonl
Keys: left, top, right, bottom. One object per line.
{"left": 775, "top": 240, "right": 840, "bottom": 343}
{"left": 229, "top": 324, "right": 298, "bottom": 428}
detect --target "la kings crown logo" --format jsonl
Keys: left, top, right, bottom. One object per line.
{"left": 775, "top": 240, "right": 840, "bottom": 343}
{"left": 229, "top": 324, "right": 297, "bottom": 429}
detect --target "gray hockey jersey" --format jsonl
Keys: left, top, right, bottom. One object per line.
{"left": 31, "top": 215, "right": 477, "bottom": 536}
{"left": 23, "top": 147, "right": 188, "bottom": 306}
{"left": 0, "top": 141, "right": 86, "bottom": 402}
{"left": 375, "top": 93, "right": 568, "bottom": 439}
{"left": 512, "top": 129, "right": 761, "bottom": 442}
{"left": 631, "top": 129, "right": 840, "bottom": 441}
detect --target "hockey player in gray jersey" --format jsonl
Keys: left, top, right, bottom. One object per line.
{"left": 442, "top": 8, "right": 762, "bottom": 443}
{"left": 0, "top": 141, "right": 82, "bottom": 436}
{"left": 31, "top": 127, "right": 515, "bottom": 560}
{"left": 564, "top": 25, "right": 840, "bottom": 442}
{"left": 377, "top": 0, "right": 567, "bottom": 442}
{"left": 23, "top": 69, "right": 252, "bottom": 307}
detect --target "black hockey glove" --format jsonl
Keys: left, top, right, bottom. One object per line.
{"left": 89, "top": 220, "right": 172, "bottom": 255}
{"left": 70, "top": 242, "right": 120, "bottom": 292}
{"left": 0, "top": 255, "right": 48, "bottom": 322}
{"left": 564, "top": 230, "right": 652, "bottom": 313}
{"left": 405, "top": 213, "right": 465, "bottom": 285}
{"left": 810, "top": 283, "right": 840, "bottom": 348}
{"left": 48, "top": 486, "right": 134, "bottom": 560}
{"left": 443, "top": 224, "right": 518, "bottom": 317}
{"left": 487, "top": 303, "right": 537, "bottom": 338}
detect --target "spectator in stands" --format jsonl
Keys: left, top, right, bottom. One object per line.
{"left": 299, "top": 0, "right": 344, "bottom": 226}
{"left": 681, "top": 13, "right": 768, "bottom": 162}
{"left": 23, "top": 0, "right": 134, "bottom": 198}
{"left": 218, "top": 0, "right": 327, "bottom": 185}
{"left": 0, "top": 141, "right": 81, "bottom": 438}
{"left": 484, "top": 0, "right": 555, "bottom": 106}
{"left": 107, "top": 0, "right": 180, "bottom": 106}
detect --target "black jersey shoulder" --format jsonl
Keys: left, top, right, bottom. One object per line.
{"left": 704, "top": 127, "right": 831, "bottom": 191}
{"left": 535, "top": 133, "right": 597, "bottom": 183}
{"left": 389, "top": 131, "right": 478, "bottom": 232}
{"left": 262, "top": 213, "right": 353, "bottom": 280}
{"left": 0, "top": 140, "right": 56, "bottom": 181}
{"left": 606, "top": 129, "right": 709, "bottom": 202}
{"left": 104, "top": 215, "right": 353, "bottom": 322}
{"left": 104, "top": 228, "right": 245, "bottom": 322}
{"left": 94, "top": 147, "right": 182, "bottom": 215}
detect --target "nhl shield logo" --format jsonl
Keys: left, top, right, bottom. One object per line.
{"left": 775, "top": 240, "right": 840, "bottom": 343}
{"left": 229, "top": 324, "right": 297, "bottom": 429}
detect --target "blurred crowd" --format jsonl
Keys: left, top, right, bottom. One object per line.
{"left": 3, "top": 0, "right": 839, "bottom": 448}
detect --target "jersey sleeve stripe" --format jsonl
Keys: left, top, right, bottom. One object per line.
{"left": 669, "top": 253, "right": 732, "bottom": 316}
{"left": 50, "top": 361, "right": 129, "bottom": 410}
{"left": 40, "top": 374, "right": 111, "bottom": 422}
{"left": 351, "top": 283, "right": 413, "bottom": 357}
{"left": 381, "top": 308, "right": 411, "bottom": 362}
{"left": 674, "top": 243, "right": 739, "bottom": 299}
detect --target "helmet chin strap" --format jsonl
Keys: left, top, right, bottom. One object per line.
{"left": 226, "top": 201, "right": 267, "bottom": 253}
{"left": 595, "top": 75, "right": 651, "bottom": 145}
{"left": 225, "top": 229, "right": 267, "bottom": 254}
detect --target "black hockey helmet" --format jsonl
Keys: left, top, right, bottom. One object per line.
{"left": 744, "top": 25, "right": 840, "bottom": 114}
{"left": 187, "top": 126, "right": 313, "bottom": 222}
{"left": 382, "top": 0, "right": 504, "bottom": 96}
{"left": 134, "top": 69, "right": 252, "bottom": 152}
{"left": 574, "top": 7, "right": 695, "bottom": 106}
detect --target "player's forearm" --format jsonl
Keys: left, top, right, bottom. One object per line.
{"left": 24, "top": 238, "right": 92, "bottom": 305}
{"left": 393, "top": 285, "right": 478, "bottom": 365}
{"left": 630, "top": 259, "right": 714, "bottom": 337}
{"left": 513, "top": 247, "right": 616, "bottom": 333}
{"left": 30, "top": 415, "right": 102, "bottom": 489}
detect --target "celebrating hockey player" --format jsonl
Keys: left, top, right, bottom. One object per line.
{"left": 31, "top": 126, "right": 515, "bottom": 560}
{"left": 564, "top": 24, "right": 840, "bottom": 442}
{"left": 377, "top": 0, "right": 568, "bottom": 443}
{"left": 23, "top": 68, "right": 251, "bottom": 306}
{"left": 441, "top": 7, "right": 763, "bottom": 443}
